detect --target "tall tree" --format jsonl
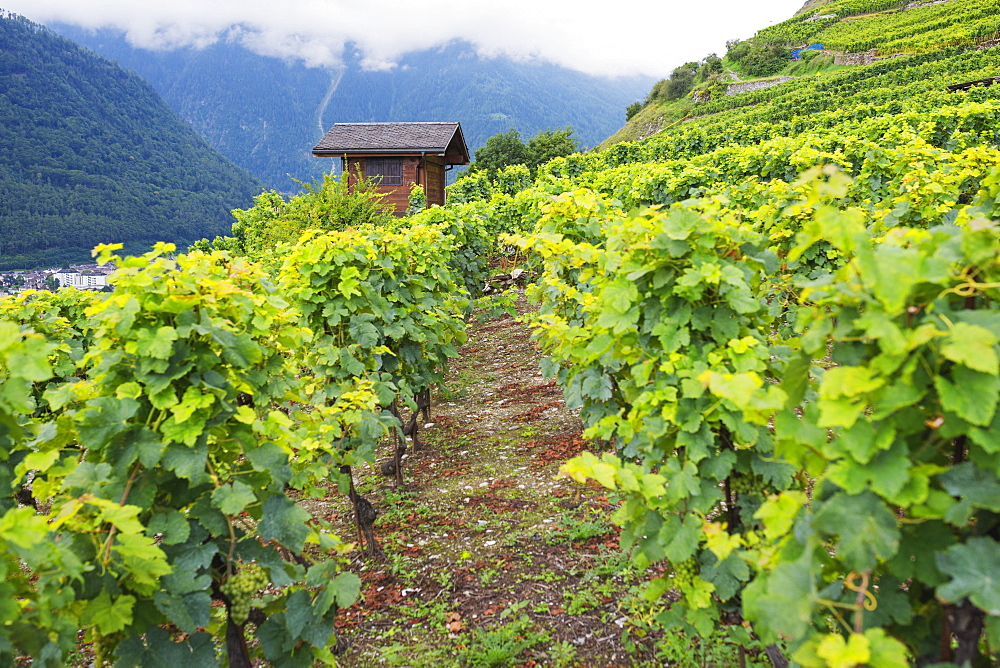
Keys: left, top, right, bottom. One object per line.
{"left": 467, "top": 127, "right": 579, "bottom": 177}
{"left": 469, "top": 129, "right": 528, "bottom": 176}
{"left": 525, "top": 127, "right": 579, "bottom": 171}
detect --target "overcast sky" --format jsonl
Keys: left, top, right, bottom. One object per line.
{"left": 6, "top": 0, "right": 807, "bottom": 78}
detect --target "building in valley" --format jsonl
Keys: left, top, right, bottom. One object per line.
{"left": 52, "top": 266, "right": 110, "bottom": 290}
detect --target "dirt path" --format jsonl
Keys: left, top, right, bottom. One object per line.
{"left": 330, "top": 293, "right": 653, "bottom": 667}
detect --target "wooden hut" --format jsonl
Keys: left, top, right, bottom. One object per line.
{"left": 312, "top": 122, "right": 470, "bottom": 215}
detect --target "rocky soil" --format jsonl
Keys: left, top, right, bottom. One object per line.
{"left": 328, "top": 293, "right": 654, "bottom": 667}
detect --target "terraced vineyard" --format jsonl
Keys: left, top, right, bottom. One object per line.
{"left": 443, "top": 32, "right": 1000, "bottom": 668}
{"left": 2, "top": 3, "right": 1000, "bottom": 667}
{"left": 756, "top": 0, "right": 1000, "bottom": 55}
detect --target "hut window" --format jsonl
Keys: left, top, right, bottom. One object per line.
{"left": 365, "top": 158, "right": 403, "bottom": 186}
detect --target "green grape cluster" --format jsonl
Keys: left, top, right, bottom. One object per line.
{"left": 211, "top": 457, "right": 233, "bottom": 481}
{"left": 672, "top": 557, "right": 699, "bottom": 588}
{"left": 92, "top": 629, "right": 123, "bottom": 666}
{"left": 729, "top": 474, "right": 766, "bottom": 496}
{"left": 220, "top": 563, "right": 269, "bottom": 625}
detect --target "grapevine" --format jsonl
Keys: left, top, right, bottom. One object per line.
{"left": 490, "top": 44, "right": 1000, "bottom": 664}
{"left": 728, "top": 475, "right": 766, "bottom": 496}
{"left": 672, "top": 558, "right": 700, "bottom": 589}
{"left": 1, "top": 9, "right": 1000, "bottom": 667}
{"left": 220, "top": 563, "right": 271, "bottom": 625}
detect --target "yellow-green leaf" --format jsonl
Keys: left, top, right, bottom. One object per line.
{"left": 941, "top": 322, "right": 998, "bottom": 374}
{"left": 84, "top": 591, "right": 136, "bottom": 634}
{"left": 816, "top": 633, "right": 870, "bottom": 668}
{"left": 559, "top": 451, "right": 619, "bottom": 490}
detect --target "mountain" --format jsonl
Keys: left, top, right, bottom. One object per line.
{"left": 0, "top": 11, "right": 264, "bottom": 270}
{"left": 50, "top": 27, "right": 654, "bottom": 190}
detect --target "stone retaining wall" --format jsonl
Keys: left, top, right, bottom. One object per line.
{"left": 834, "top": 48, "right": 880, "bottom": 66}
{"left": 905, "top": 0, "right": 956, "bottom": 9}
{"left": 725, "top": 77, "right": 799, "bottom": 96}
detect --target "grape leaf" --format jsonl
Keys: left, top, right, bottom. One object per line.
{"left": 153, "top": 590, "right": 211, "bottom": 634}
{"left": 115, "top": 627, "right": 216, "bottom": 667}
{"left": 83, "top": 591, "right": 135, "bottom": 634}
{"left": 743, "top": 548, "right": 816, "bottom": 641}
{"left": 934, "top": 366, "right": 999, "bottom": 427}
{"left": 134, "top": 326, "right": 178, "bottom": 360}
{"left": 940, "top": 462, "right": 1000, "bottom": 525}
{"left": 941, "top": 322, "right": 999, "bottom": 375}
{"left": 259, "top": 495, "right": 311, "bottom": 554}
{"left": 211, "top": 480, "right": 257, "bottom": 515}
{"left": 813, "top": 491, "right": 900, "bottom": 571}
{"left": 935, "top": 537, "right": 1000, "bottom": 615}
{"left": 816, "top": 632, "right": 870, "bottom": 668}
{"left": 146, "top": 509, "right": 190, "bottom": 546}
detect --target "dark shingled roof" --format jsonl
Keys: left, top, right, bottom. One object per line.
{"left": 313, "top": 122, "right": 470, "bottom": 164}
{"left": 947, "top": 75, "right": 1000, "bottom": 91}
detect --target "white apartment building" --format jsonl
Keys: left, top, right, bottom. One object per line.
{"left": 52, "top": 268, "right": 108, "bottom": 290}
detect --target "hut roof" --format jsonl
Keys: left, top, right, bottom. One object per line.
{"left": 313, "top": 122, "right": 470, "bottom": 164}
{"left": 947, "top": 76, "right": 1000, "bottom": 91}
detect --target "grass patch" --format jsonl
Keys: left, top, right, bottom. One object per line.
{"left": 458, "top": 605, "right": 550, "bottom": 667}
{"left": 547, "top": 509, "right": 616, "bottom": 545}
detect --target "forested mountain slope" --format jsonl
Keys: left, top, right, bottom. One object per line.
{"left": 0, "top": 12, "right": 263, "bottom": 270}
{"left": 52, "top": 27, "right": 653, "bottom": 189}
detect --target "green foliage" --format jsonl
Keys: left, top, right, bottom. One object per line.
{"left": 228, "top": 173, "right": 392, "bottom": 258}
{"left": 725, "top": 40, "right": 789, "bottom": 78}
{"left": 645, "top": 79, "right": 669, "bottom": 104}
{"left": 500, "top": 156, "right": 1000, "bottom": 665}
{"left": 406, "top": 183, "right": 428, "bottom": 217}
{"left": 701, "top": 53, "right": 724, "bottom": 76}
{"left": 465, "top": 127, "right": 579, "bottom": 181}
{"left": 0, "top": 288, "right": 100, "bottom": 413}
{"left": 482, "top": 43, "right": 1000, "bottom": 661}
{"left": 756, "top": 0, "right": 1000, "bottom": 56}
{"left": 412, "top": 204, "right": 497, "bottom": 298}
{"left": 786, "top": 52, "right": 838, "bottom": 76}
{"left": 450, "top": 129, "right": 584, "bottom": 210}
{"left": 625, "top": 101, "right": 643, "bottom": 121}
{"left": 642, "top": 55, "right": 727, "bottom": 105}
{"left": 525, "top": 127, "right": 579, "bottom": 171}
{"left": 0, "top": 242, "right": 383, "bottom": 664}
{"left": 666, "top": 61, "right": 700, "bottom": 100}
{"left": 458, "top": 613, "right": 549, "bottom": 667}
{"left": 0, "top": 208, "right": 489, "bottom": 662}
{"left": 447, "top": 170, "right": 494, "bottom": 205}
{"left": 186, "top": 234, "right": 243, "bottom": 254}
{"left": 640, "top": 626, "right": 773, "bottom": 666}
{"left": 278, "top": 223, "right": 469, "bottom": 409}
{"left": 468, "top": 129, "right": 528, "bottom": 177}
{"left": 4, "top": 196, "right": 485, "bottom": 663}
{"left": 494, "top": 164, "right": 533, "bottom": 196}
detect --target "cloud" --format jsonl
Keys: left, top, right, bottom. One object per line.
{"left": 7, "top": 0, "right": 807, "bottom": 77}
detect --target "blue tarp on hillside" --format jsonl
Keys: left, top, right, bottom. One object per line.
{"left": 791, "top": 44, "right": 824, "bottom": 59}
